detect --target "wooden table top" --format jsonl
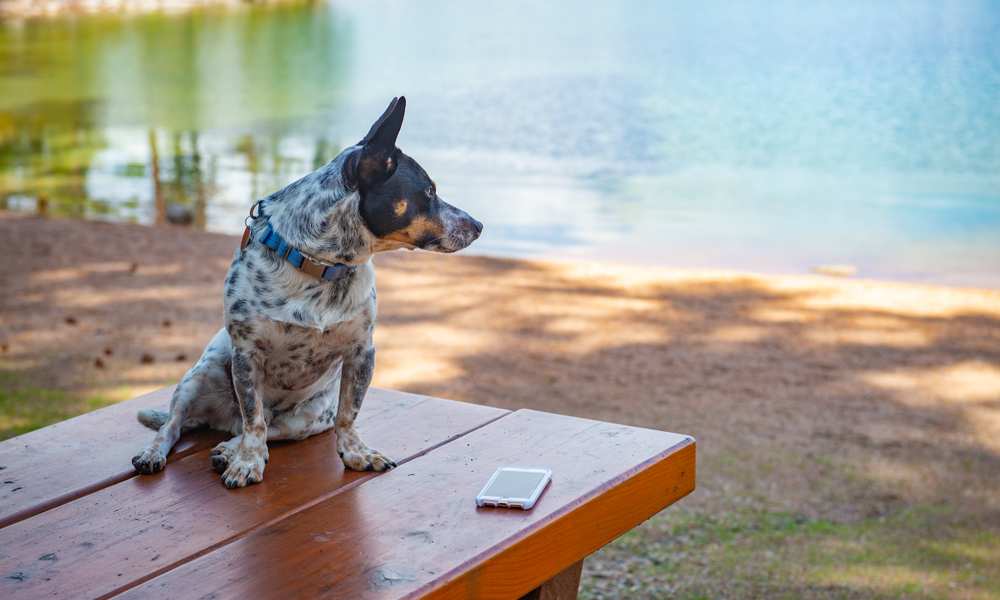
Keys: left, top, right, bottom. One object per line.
{"left": 0, "top": 387, "right": 695, "bottom": 599}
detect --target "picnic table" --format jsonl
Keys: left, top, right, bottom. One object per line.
{"left": 0, "top": 387, "right": 695, "bottom": 599}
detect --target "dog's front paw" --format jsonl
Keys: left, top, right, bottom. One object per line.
{"left": 132, "top": 446, "right": 167, "bottom": 474}
{"left": 338, "top": 439, "right": 396, "bottom": 472}
{"left": 220, "top": 447, "right": 267, "bottom": 488}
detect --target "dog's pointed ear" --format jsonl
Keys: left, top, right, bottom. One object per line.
{"left": 360, "top": 96, "right": 405, "bottom": 147}
{"left": 345, "top": 96, "right": 406, "bottom": 190}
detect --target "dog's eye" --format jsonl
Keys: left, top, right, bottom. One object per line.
{"left": 424, "top": 186, "right": 435, "bottom": 199}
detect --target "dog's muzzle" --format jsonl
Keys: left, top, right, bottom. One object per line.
{"left": 425, "top": 201, "right": 482, "bottom": 253}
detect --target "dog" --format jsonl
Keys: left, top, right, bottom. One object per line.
{"left": 131, "top": 97, "right": 483, "bottom": 488}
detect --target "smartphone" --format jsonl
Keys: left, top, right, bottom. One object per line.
{"left": 475, "top": 467, "right": 552, "bottom": 510}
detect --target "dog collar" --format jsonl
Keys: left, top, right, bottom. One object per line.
{"left": 241, "top": 220, "right": 355, "bottom": 282}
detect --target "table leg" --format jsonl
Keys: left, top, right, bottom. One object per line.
{"left": 519, "top": 560, "right": 584, "bottom": 600}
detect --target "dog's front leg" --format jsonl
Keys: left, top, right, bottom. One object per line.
{"left": 336, "top": 344, "right": 396, "bottom": 472}
{"left": 219, "top": 347, "right": 269, "bottom": 488}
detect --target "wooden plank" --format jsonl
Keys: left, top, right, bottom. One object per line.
{"left": 0, "top": 386, "right": 458, "bottom": 529}
{"left": 0, "top": 391, "right": 506, "bottom": 600}
{"left": 117, "top": 409, "right": 695, "bottom": 600}
{"left": 0, "top": 386, "right": 224, "bottom": 529}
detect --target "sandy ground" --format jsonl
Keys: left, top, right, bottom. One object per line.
{"left": 1, "top": 212, "right": 999, "bottom": 598}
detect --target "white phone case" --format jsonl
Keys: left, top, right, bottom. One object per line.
{"left": 475, "top": 467, "right": 552, "bottom": 510}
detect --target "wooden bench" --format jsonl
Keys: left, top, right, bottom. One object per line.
{"left": 0, "top": 387, "right": 695, "bottom": 599}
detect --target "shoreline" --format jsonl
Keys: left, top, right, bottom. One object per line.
{"left": 462, "top": 247, "right": 1000, "bottom": 296}
{"left": 3, "top": 207, "right": 998, "bottom": 294}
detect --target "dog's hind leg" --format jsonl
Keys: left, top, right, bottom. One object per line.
{"left": 132, "top": 329, "right": 235, "bottom": 474}
{"left": 131, "top": 373, "right": 198, "bottom": 474}
{"left": 264, "top": 364, "right": 342, "bottom": 443}
{"left": 209, "top": 384, "right": 339, "bottom": 474}
{"left": 269, "top": 382, "right": 341, "bottom": 442}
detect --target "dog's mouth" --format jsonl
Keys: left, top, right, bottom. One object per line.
{"left": 418, "top": 236, "right": 463, "bottom": 254}
{"left": 419, "top": 222, "right": 482, "bottom": 253}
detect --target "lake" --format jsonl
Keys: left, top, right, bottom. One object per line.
{"left": 2, "top": 0, "right": 999, "bottom": 286}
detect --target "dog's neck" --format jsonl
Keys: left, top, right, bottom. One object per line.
{"left": 256, "top": 149, "right": 379, "bottom": 266}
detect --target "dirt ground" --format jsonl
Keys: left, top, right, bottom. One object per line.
{"left": 1, "top": 213, "right": 999, "bottom": 599}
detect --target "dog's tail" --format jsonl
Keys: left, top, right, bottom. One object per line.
{"left": 137, "top": 408, "right": 170, "bottom": 431}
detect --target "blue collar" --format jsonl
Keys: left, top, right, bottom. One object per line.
{"left": 242, "top": 220, "right": 356, "bottom": 282}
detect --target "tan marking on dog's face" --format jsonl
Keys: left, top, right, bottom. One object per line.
{"left": 381, "top": 215, "right": 445, "bottom": 246}
{"left": 393, "top": 199, "right": 408, "bottom": 217}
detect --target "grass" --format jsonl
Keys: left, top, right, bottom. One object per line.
{"left": 0, "top": 371, "right": 117, "bottom": 439}
{"left": 583, "top": 505, "right": 1000, "bottom": 600}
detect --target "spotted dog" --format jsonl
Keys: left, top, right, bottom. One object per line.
{"left": 131, "top": 97, "right": 483, "bottom": 488}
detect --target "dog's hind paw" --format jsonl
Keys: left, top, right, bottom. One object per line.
{"left": 132, "top": 446, "right": 167, "bottom": 474}
{"left": 210, "top": 437, "right": 240, "bottom": 474}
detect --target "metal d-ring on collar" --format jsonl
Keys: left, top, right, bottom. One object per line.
{"left": 240, "top": 200, "right": 355, "bottom": 282}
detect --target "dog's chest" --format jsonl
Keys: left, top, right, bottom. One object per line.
{"left": 254, "top": 317, "right": 367, "bottom": 394}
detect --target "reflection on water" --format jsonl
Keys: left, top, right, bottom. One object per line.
{"left": 1, "top": 2, "right": 352, "bottom": 226}
{"left": 2, "top": 1, "right": 999, "bottom": 286}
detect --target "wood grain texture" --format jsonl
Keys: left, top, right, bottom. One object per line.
{"left": 0, "top": 390, "right": 506, "bottom": 600}
{"left": 118, "top": 409, "right": 695, "bottom": 600}
{"left": 0, "top": 386, "right": 223, "bottom": 529}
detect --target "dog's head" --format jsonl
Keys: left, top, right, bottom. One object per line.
{"left": 343, "top": 97, "right": 482, "bottom": 253}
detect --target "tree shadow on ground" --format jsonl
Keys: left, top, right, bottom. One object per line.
{"left": 1, "top": 215, "right": 999, "bottom": 598}
{"left": 370, "top": 252, "right": 1000, "bottom": 599}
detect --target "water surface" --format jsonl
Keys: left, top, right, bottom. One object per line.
{"left": 2, "top": 1, "right": 999, "bottom": 286}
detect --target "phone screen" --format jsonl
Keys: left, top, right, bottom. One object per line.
{"left": 483, "top": 469, "right": 548, "bottom": 498}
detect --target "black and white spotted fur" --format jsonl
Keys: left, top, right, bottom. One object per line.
{"left": 131, "top": 97, "right": 482, "bottom": 488}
